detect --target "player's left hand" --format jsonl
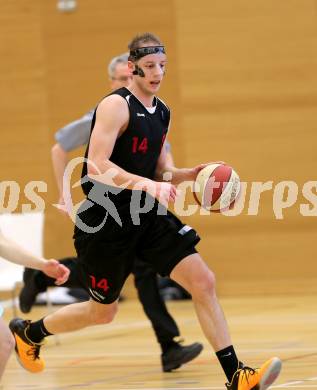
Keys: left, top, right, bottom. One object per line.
{"left": 42, "top": 260, "right": 70, "bottom": 285}
{"left": 191, "top": 161, "right": 226, "bottom": 179}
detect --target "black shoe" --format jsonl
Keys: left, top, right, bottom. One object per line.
{"left": 19, "top": 269, "right": 45, "bottom": 313}
{"left": 161, "top": 342, "right": 203, "bottom": 372}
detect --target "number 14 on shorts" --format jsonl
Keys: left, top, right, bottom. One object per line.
{"left": 89, "top": 275, "right": 110, "bottom": 292}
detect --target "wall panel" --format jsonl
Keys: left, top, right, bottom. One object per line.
{"left": 174, "top": 0, "right": 317, "bottom": 294}
{"left": 0, "top": 1, "right": 51, "bottom": 214}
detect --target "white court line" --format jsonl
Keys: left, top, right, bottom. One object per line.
{"left": 113, "top": 386, "right": 317, "bottom": 390}
{"left": 273, "top": 381, "right": 307, "bottom": 387}
{"left": 272, "top": 376, "right": 317, "bottom": 388}
{"left": 116, "top": 388, "right": 222, "bottom": 390}
{"left": 272, "top": 387, "right": 317, "bottom": 388}
{"left": 111, "top": 376, "right": 317, "bottom": 390}
{"left": 112, "top": 386, "right": 316, "bottom": 390}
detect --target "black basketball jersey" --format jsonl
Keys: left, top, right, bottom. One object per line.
{"left": 81, "top": 87, "right": 170, "bottom": 206}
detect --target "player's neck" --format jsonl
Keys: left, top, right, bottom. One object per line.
{"left": 128, "top": 85, "right": 155, "bottom": 107}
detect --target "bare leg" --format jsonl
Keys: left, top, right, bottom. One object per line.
{"left": 0, "top": 318, "right": 15, "bottom": 381}
{"left": 170, "top": 253, "right": 231, "bottom": 351}
{"left": 43, "top": 299, "right": 118, "bottom": 334}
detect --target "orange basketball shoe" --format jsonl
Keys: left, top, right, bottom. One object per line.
{"left": 9, "top": 318, "right": 45, "bottom": 373}
{"left": 226, "top": 357, "right": 282, "bottom": 390}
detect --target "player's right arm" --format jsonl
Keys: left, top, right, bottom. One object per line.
{"left": 87, "top": 96, "right": 176, "bottom": 204}
{"left": 51, "top": 143, "right": 69, "bottom": 203}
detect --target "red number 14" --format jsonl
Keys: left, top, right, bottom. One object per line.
{"left": 132, "top": 137, "right": 148, "bottom": 153}
{"left": 89, "top": 275, "right": 109, "bottom": 292}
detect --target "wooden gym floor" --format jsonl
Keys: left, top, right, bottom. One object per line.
{"left": 1, "top": 293, "right": 317, "bottom": 389}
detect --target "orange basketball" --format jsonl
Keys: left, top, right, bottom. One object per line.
{"left": 193, "top": 163, "right": 240, "bottom": 212}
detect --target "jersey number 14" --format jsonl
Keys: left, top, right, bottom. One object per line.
{"left": 132, "top": 137, "right": 148, "bottom": 154}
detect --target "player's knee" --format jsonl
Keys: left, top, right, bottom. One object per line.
{"left": 191, "top": 270, "right": 216, "bottom": 301}
{"left": 92, "top": 304, "right": 118, "bottom": 325}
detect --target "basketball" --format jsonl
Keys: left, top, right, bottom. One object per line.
{"left": 193, "top": 163, "right": 241, "bottom": 212}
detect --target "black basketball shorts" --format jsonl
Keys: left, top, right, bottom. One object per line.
{"left": 73, "top": 210, "right": 200, "bottom": 304}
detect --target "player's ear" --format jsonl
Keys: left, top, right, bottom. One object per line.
{"left": 127, "top": 61, "right": 135, "bottom": 73}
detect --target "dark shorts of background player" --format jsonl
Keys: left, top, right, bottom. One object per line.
{"left": 73, "top": 208, "right": 200, "bottom": 304}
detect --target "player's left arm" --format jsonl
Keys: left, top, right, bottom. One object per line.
{"left": 155, "top": 140, "right": 198, "bottom": 184}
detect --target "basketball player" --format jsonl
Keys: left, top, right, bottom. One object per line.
{"left": 20, "top": 52, "right": 203, "bottom": 372}
{"left": 10, "top": 33, "right": 282, "bottom": 390}
{"left": 0, "top": 228, "right": 69, "bottom": 381}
